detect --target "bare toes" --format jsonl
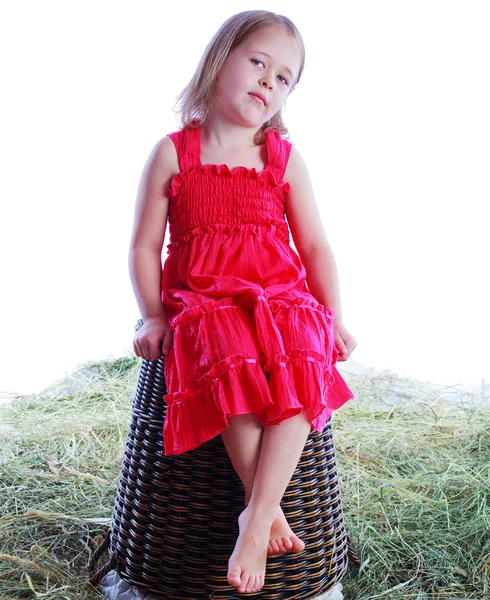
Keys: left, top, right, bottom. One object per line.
{"left": 227, "top": 564, "right": 242, "bottom": 588}
{"left": 238, "top": 573, "right": 250, "bottom": 593}
{"left": 292, "top": 535, "right": 306, "bottom": 552}
{"left": 283, "top": 536, "right": 293, "bottom": 550}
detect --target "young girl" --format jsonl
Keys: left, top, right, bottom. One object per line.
{"left": 129, "top": 9, "right": 357, "bottom": 595}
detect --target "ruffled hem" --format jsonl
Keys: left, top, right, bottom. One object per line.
{"left": 168, "top": 162, "right": 290, "bottom": 199}
{"left": 162, "top": 346, "right": 354, "bottom": 456}
{"left": 163, "top": 355, "right": 272, "bottom": 455}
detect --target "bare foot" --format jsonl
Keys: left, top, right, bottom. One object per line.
{"left": 268, "top": 506, "right": 305, "bottom": 556}
{"left": 227, "top": 506, "right": 274, "bottom": 594}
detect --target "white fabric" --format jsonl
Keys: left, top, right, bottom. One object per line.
{"left": 99, "top": 569, "right": 344, "bottom": 599}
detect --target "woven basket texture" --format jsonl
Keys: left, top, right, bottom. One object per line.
{"left": 89, "top": 325, "right": 360, "bottom": 599}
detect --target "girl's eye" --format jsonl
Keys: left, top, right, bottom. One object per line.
{"left": 251, "top": 58, "right": 288, "bottom": 85}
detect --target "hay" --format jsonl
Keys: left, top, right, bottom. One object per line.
{"left": 0, "top": 357, "right": 488, "bottom": 599}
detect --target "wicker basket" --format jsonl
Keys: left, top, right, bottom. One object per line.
{"left": 89, "top": 322, "right": 359, "bottom": 599}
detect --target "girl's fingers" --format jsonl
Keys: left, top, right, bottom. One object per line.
{"left": 141, "top": 343, "right": 151, "bottom": 360}
{"left": 146, "top": 343, "right": 158, "bottom": 361}
{"left": 336, "top": 336, "right": 347, "bottom": 355}
{"left": 135, "top": 329, "right": 172, "bottom": 361}
{"left": 150, "top": 342, "right": 163, "bottom": 361}
{"left": 336, "top": 336, "right": 351, "bottom": 362}
{"left": 345, "top": 335, "right": 357, "bottom": 355}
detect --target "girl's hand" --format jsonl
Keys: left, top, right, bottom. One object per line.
{"left": 133, "top": 316, "right": 173, "bottom": 361}
{"left": 333, "top": 321, "right": 357, "bottom": 362}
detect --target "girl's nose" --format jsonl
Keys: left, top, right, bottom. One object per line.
{"left": 260, "top": 78, "right": 272, "bottom": 91}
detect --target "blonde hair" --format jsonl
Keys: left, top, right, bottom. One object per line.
{"left": 174, "top": 10, "right": 305, "bottom": 145}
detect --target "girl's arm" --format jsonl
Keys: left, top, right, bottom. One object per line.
{"left": 284, "top": 147, "right": 357, "bottom": 360}
{"left": 128, "top": 136, "right": 179, "bottom": 360}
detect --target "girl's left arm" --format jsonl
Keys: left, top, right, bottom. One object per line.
{"left": 283, "top": 147, "right": 357, "bottom": 361}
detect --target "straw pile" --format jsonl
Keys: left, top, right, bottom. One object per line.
{"left": 0, "top": 357, "right": 488, "bottom": 599}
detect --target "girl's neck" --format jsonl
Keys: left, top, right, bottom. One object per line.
{"left": 200, "top": 115, "right": 261, "bottom": 150}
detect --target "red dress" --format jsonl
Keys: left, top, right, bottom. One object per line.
{"left": 161, "top": 125, "right": 354, "bottom": 456}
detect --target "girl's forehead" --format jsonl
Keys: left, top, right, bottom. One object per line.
{"left": 243, "top": 26, "right": 297, "bottom": 51}
{"left": 240, "top": 27, "right": 302, "bottom": 68}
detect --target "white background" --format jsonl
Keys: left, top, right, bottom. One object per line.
{"left": 1, "top": 1, "right": 489, "bottom": 396}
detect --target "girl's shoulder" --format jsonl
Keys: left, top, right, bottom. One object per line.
{"left": 164, "top": 125, "right": 200, "bottom": 174}
{"left": 164, "top": 128, "right": 185, "bottom": 155}
{"left": 156, "top": 134, "right": 180, "bottom": 175}
{"left": 165, "top": 119, "right": 200, "bottom": 149}
{"left": 264, "top": 126, "right": 293, "bottom": 147}
{"left": 264, "top": 128, "right": 294, "bottom": 178}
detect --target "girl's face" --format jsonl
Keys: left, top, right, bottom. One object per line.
{"left": 212, "top": 26, "right": 301, "bottom": 129}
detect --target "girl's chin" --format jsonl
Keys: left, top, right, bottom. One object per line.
{"left": 237, "top": 109, "right": 274, "bottom": 127}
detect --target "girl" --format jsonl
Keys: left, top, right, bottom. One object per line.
{"left": 129, "top": 10, "right": 357, "bottom": 595}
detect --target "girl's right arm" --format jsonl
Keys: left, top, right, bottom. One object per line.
{"left": 128, "top": 136, "right": 179, "bottom": 361}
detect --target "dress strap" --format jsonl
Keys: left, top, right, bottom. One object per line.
{"left": 167, "top": 125, "right": 200, "bottom": 173}
{"left": 265, "top": 129, "right": 293, "bottom": 181}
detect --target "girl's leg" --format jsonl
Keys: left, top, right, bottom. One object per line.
{"left": 220, "top": 415, "right": 305, "bottom": 555}
{"left": 223, "top": 408, "right": 313, "bottom": 593}
{"left": 220, "top": 413, "right": 264, "bottom": 499}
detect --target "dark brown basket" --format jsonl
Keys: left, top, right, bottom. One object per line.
{"left": 89, "top": 322, "right": 360, "bottom": 599}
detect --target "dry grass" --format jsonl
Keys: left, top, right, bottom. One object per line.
{"left": 0, "top": 357, "right": 488, "bottom": 599}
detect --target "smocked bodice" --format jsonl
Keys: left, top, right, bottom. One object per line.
{"left": 167, "top": 164, "right": 291, "bottom": 248}
{"left": 166, "top": 126, "right": 292, "bottom": 251}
